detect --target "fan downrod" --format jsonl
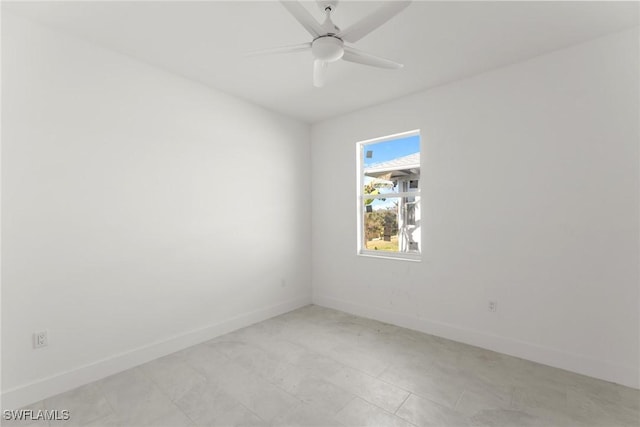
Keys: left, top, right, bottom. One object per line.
{"left": 317, "top": 0, "right": 339, "bottom": 12}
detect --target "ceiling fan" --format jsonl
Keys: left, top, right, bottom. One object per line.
{"left": 252, "top": 0, "right": 411, "bottom": 87}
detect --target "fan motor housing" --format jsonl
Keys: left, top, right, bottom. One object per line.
{"left": 312, "top": 36, "right": 344, "bottom": 62}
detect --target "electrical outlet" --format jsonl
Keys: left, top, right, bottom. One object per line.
{"left": 488, "top": 300, "right": 497, "bottom": 312}
{"left": 34, "top": 330, "right": 48, "bottom": 348}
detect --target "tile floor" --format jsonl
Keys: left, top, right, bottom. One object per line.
{"left": 6, "top": 305, "right": 639, "bottom": 427}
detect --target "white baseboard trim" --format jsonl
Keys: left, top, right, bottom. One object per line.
{"left": 313, "top": 294, "right": 639, "bottom": 390}
{"left": 2, "top": 295, "right": 312, "bottom": 410}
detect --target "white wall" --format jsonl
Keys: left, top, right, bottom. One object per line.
{"left": 1, "top": 13, "right": 311, "bottom": 408}
{"left": 311, "top": 28, "right": 639, "bottom": 388}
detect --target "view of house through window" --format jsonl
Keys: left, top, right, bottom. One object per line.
{"left": 358, "top": 131, "right": 421, "bottom": 258}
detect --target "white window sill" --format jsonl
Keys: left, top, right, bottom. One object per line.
{"left": 358, "top": 250, "right": 421, "bottom": 262}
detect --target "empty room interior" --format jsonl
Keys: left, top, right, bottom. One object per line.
{"left": 1, "top": 1, "right": 639, "bottom": 426}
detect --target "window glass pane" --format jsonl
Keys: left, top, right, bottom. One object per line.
{"left": 362, "top": 196, "right": 420, "bottom": 253}
{"left": 364, "top": 202, "right": 399, "bottom": 252}
{"left": 363, "top": 135, "right": 420, "bottom": 199}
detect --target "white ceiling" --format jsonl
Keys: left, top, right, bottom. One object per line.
{"left": 4, "top": 1, "right": 638, "bottom": 123}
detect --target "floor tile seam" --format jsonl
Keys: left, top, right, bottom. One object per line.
{"left": 63, "top": 407, "right": 115, "bottom": 427}
{"left": 452, "top": 388, "right": 466, "bottom": 411}
{"left": 202, "top": 341, "right": 241, "bottom": 358}
{"left": 247, "top": 358, "right": 297, "bottom": 386}
{"left": 376, "top": 364, "right": 392, "bottom": 380}
{"left": 325, "top": 382, "right": 363, "bottom": 412}
{"left": 320, "top": 377, "right": 398, "bottom": 413}
{"left": 153, "top": 394, "right": 198, "bottom": 424}
{"left": 208, "top": 344, "right": 259, "bottom": 373}
{"left": 397, "top": 386, "right": 464, "bottom": 413}
{"left": 325, "top": 376, "right": 417, "bottom": 413}
{"left": 510, "top": 388, "right": 573, "bottom": 413}
{"left": 137, "top": 363, "right": 172, "bottom": 397}
{"left": 507, "top": 384, "right": 518, "bottom": 410}
{"left": 135, "top": 362, "right": 201, "bottom": 425}
{"left": 236, "top": 401, "right": 269, "bottom": 425}
{"left": 333, "top": 395, "right": 359, "bottom": 417}
{"left": 287, "top": 348, "right": 353, "bottom": 378}
{"left": 273, "top": 399, "right": 344, "bottom": 425}
{"left": 146, "top": 404, "right": 198, "bottom": 427}
{"left": 296, "top": 379, "right": 359, "bottom": 415}
{"left": 340, "top": 393, "right": 402, "bottom": 418}
{"left": 380, "top": 353, "right": 436, "bottom": 375}
{"left": 179, "top": 379, "right": 260, "bottom": 426}
{"left": 342, "top": 365, "right": 414, "bottom": 397}
{"left": 282, "top": 338, "right": 319, "bottom": 362}
{"left": 266, "top": 361, "right": 357, "bottom": 406}
{"left": 334, "top": 417, "right": 349, "bottom": 427}
{"left": 274, "top": 399, "right": 309, "bottom": 420}
{"left": 316, "top": 348, "right": 385, "bottom": 376}
{"left": 234, "top": 342, "right": 307, "bottom": 372}
{"left": 508, "top": 404, "right": 565, "bottom": 426}
{"left": 248, "top": 342, "right": 308, "bottom": 361}
{"left": 213, "top": 355, "right": 305, "bottom": 413}
{"left": 334, "top": 395, "right": 360, "bottom": 427}
{"left": 393, "top": 391, "right": 413, "bottom": 415}
{"left": 256, "top": 370, "right": 306, "bottom": 408}
{"left": 414, "top": 388, "right": 472, "bottom": 421}
{"left": 264, "top": 329, "right": 325, "bottom": 358}
{"left": 351, "top": 396, "right": 420, "bottom": 427}
{"left": 181, "top": 347, "right": 233, "bottom": 380}
{"left": 94, "top": 375, "right": 131, "bottom": 424}
{"left": 46, "top": 390, "right": 109, "bottom": 417}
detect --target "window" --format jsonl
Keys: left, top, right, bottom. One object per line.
{"left": 356, "top": 130, "right": 421, "bottom": 260}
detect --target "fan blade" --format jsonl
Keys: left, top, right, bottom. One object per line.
{"left": 246, "top": 43, "right": 311, "bottom": 56}
{"left": 337, "top": 1, "right": 411, "bottom": 43}
{"left": 342, "top": 46, "right": 403, "bottom": 69}
{"left": 280, "top": 1, "right": 324, "bottom": 38}
{"left": 313, "top": 60, "right": 328, "bottom": 87}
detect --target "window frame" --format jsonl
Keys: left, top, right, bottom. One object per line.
{"left": 356, "top": 129, "right": 422, "bottom": 262}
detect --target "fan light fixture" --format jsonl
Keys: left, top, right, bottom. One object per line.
{"left": 312, "top": 36, "right": 344, "bottom": 62}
